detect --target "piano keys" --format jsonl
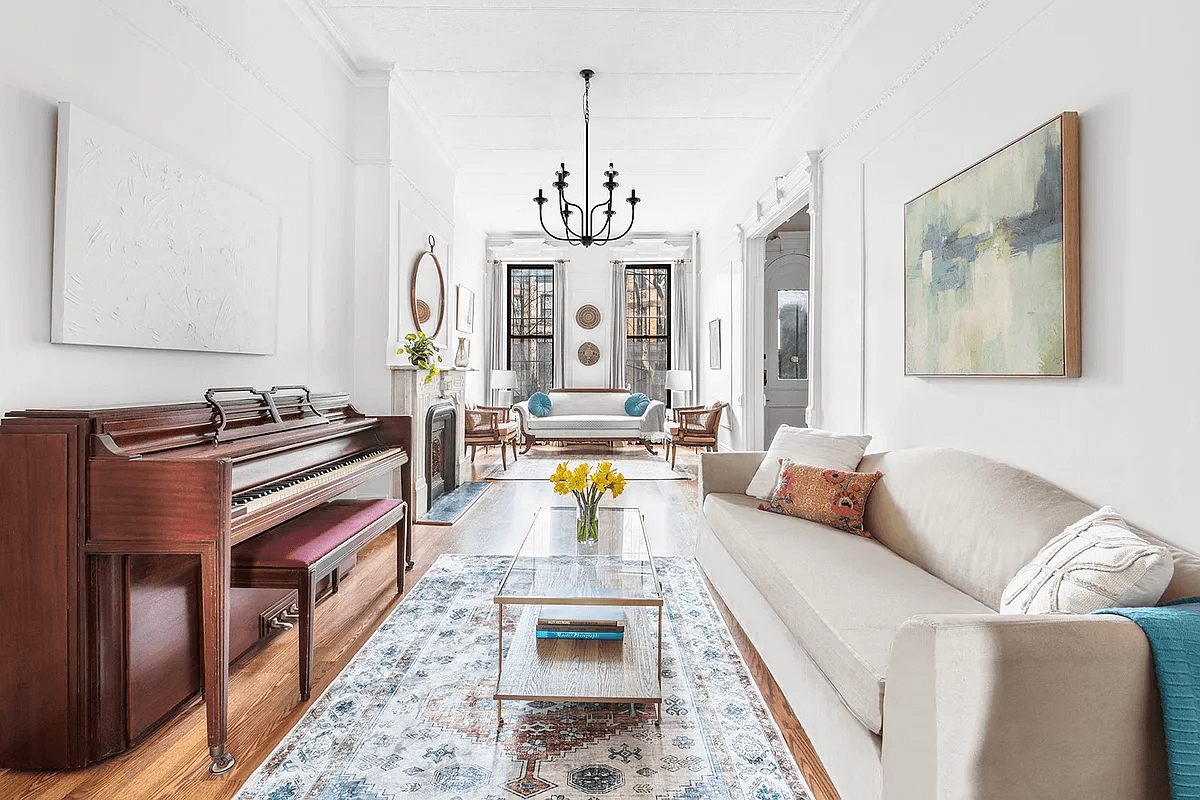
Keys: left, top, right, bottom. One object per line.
{"left": 0, "top": 388, "right": 414, "bottom": 773}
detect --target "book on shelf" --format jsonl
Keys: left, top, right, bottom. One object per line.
{"left": 535, "top": 629, "right": 624, "bottom": 641}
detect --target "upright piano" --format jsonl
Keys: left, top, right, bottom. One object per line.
{"left": 0, "top": 388, "right": 413, "bottom": 773}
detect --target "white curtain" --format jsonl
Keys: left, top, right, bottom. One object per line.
{"left": 671, "top": 258, "right": 693, "bottom": 404}
{"left": 609, "top": 260, "right": 626, "bottom": 389}
{"left": 553, "top": 259, "right": 568, "bottom": 388}
{"left": 484, "top": 259, "right": 506, "bottom": 402}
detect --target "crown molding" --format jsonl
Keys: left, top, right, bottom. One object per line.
{"left": 824, "top": 0, "right": 991, "bottom": 156}
{"left": 386, "top": 73, "right": 461, "bottom": 173}
{"left": 281, "top": 0, "right": 361, "bottom": 82}
{"left": 609, "top": 238, "right": 690, "bottom": 262}
{"left": 488, "top": 238, "right": 570, "bottom": 262}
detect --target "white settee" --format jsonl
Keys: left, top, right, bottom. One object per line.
{"left": 511, "top": 388, "right": 665, "bottom": 453}
{"left": 697, "top": 447, "right": 1200, "bottom": 800}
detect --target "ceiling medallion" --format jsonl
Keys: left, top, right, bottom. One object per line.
{"left": 534, "top": 69, "right": 640, "bottom": 248}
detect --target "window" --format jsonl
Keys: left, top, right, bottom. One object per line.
{"left": 777, "top": 289, "right": 809, "bottom": 380}
{"left": 507, "top": 265, "right": 554, "bottom": 403}
{"left": 624, "top": 265, "right": 671, "bottom": 401}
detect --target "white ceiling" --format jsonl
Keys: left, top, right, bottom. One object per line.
{"left": 314, "top": 0, "right": 859, "bottom": 232}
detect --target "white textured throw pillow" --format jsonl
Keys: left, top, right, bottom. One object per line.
{"left": 1000, "top": 506, "right": 1174, "bottom": 614}
{"left": 745, "top": 426, "right": 873, "bottom": 501}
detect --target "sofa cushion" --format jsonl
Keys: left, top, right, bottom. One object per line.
{"left": 547, "top": 391, "right": 630, "bottom": 416}
{"left": 1001, "top": 506, "right": 1174, "bottom": 614}
{"left": 625, "top": 393, "right": 650, "bottom": 416}
{"left": 528, "top": 392, "right": 552, "bottom": 417}
{"left": 527, "top": 414, "right": 643, "bottom": 434}
{"left": 703, "top": 492, "right": 992, "bottom": 733}
{"left": 759, "top": 459, "right": 883, "bottom": 538}
{"left": 860, "top": 449, "right": 1099, "bottom": 610}
{"left": 746, "top": 427, "right": 873, "bottom": 500}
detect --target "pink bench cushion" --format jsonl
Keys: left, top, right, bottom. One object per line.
{"left": 232, "top": 499, "right": 404, "bottom": 570}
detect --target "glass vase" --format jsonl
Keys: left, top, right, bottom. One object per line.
{"left": 575, "top": 497, "right": 600, "bottom": 543}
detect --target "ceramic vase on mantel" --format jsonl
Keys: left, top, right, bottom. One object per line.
{"left": 454, "top": 337, "right": 470, "bottom": 368}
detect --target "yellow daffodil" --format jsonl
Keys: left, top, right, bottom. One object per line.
{"left": 568, "top": 463, "right": 590, "bottom": 492}
{"left": 551, "top": 462, "right": 571, "bottom": 483}
{"left": 610, "top": 473, "right": 626, "bottom": 498}
{"left": 552, "top": 479, "right": 571, "bottom": 495}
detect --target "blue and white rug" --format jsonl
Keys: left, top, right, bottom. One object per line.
{"left": 234, "top": 555, "right": 811, "bottom": 799}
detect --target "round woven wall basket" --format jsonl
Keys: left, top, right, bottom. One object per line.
{"left": 577, "top": 342, "right": 600, "bottom": 366}
{"left": 415, "top": 299, "right": 431, "bottom": 324}
{"left": 575, "top": 304, "right": 601, "bottom": 329}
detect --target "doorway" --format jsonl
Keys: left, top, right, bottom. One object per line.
{"left": 763, "top": 208, "right": 810, "bottom": 443}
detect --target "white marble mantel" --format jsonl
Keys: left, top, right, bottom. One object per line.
{"left": 390, "top": 365, "right": 473, "bottom": 518}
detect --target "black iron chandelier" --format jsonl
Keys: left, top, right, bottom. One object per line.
{"left": 534, "top": 69, "right": 640, "bottom": 247}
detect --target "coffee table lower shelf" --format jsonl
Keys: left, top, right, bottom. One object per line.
{"left": 494, "top": 605, "right": 663, "bottom": 725}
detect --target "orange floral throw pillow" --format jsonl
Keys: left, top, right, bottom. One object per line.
{"left": 758, "top": 458, "right": 883, "bottom": 538}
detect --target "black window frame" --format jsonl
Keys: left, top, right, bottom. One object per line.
{"left": 506, "top": 263, "right": 555, "bottom": 403}
{"left": 624, "top": 264, "right": 672, "bottom": 401}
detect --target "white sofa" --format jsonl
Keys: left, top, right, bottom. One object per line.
{"left": 697, "top": 447, "right": 1200, "bottom": 800}
{"left": 512, "top": 388, "right": 666, "bottom": 453}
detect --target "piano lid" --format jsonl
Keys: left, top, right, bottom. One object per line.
{"left": 10, "top": 389, "right": 365, "bottom": 460}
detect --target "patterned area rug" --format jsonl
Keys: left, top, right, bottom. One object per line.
{"left": 234, "top": 555, "right": 811, "bottom": 800}
{"left": 481, "top": 451, "right": 691, "bottom": 481}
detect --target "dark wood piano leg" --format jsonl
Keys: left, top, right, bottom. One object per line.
{"left": 299, "top": 573, "right": 315, "bottom": 702}
{"left": 402, "top": 464, "right": 414, "bottom": 570}
{"left": 396, "top": 519, "right": 405, "bottom": 595}
{"left": 199, "top": 542, "right": 235, "bottom": 775}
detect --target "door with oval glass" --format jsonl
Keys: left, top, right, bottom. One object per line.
{"left": 764, "top": 224, "right": 810, "bottom": 443}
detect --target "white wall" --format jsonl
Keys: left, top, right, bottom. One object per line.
{"left": 0, "top": 0, "right": 359, "bottom": 412}
{"left": 699, "top": 0, "right": 1200, "bottom": 550}
{"left": 451, "top": 207, "right": 487, "bottom": 406}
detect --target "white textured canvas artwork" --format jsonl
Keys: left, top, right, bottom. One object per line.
{"left": 51, "top": 103, "right": 281, "bottom": 354}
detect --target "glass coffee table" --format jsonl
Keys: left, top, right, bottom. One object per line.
{"left": 494, "top": 506, "right": 664, "bottom": 725}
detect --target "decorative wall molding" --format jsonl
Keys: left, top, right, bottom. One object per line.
{"left": 487, "top": 238, "right": 570, "bottom": 262}
{"left": 608, "top": 238, "right": 690, "bottom": 263}
{"left": 284, "top": 0, "right": 363, "bottom": 82}
{"left": 822, "top": 0, "right": 991, "bottom": 158}
{"left": 161, "top": 0, "right": 356, "bottom": 163}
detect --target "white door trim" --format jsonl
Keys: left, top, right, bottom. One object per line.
{"left": 736, "top": 150, "right": 822, "bottom": 450}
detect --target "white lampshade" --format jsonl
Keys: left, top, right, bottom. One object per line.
{"left": 491, "top": 369, "right": 517, "bottom": 389}
{"left": 666, "top": 370, "right": 693, "bottom": 391}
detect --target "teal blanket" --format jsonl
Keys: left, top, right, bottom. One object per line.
{"left": 1097, "top": 596, "right": 1200, "bottom": 800}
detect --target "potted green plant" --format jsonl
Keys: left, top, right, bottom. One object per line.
{"left": 399, "top": 331, "right": 443, "bottom": 384}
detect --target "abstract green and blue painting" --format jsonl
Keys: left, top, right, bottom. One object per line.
{"left": 904, "top": 113, "right": 1079, "bottom": 376}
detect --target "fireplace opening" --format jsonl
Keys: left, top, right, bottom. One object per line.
{"left": 425, "top": 401, "right": 458, "bottom": 507}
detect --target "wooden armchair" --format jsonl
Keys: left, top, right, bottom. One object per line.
{"left": 664, "top": 401, "right": 728, "bottom": 468}
{"left": 464, "top": 405, "right": 519, "bottom": 469}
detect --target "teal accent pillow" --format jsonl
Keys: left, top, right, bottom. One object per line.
{"left": 625, "top": 393, "right": 650, "bottom": 416}
{"left": 528, "top": 392, "right": 553, "bottom": 417}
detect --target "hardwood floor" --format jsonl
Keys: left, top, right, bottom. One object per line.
{"left": 0, "top": 445, "right": 839, "bottom": 800}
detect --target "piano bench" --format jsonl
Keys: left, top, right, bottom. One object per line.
{"left": 230, "top": 498, "right": 407, "bottom": 702}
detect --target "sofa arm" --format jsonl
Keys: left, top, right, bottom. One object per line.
{"left": 511, "top": 401, "right": 532, "bottom": 434}
{"left": 639, "top": 399, "right": 666, "bottom": 440}
{"left": 697, "top": 451, "right": 765, "bottom": 500}
{"left": 882, "top": 613, "right": 1167, "bottom": 800}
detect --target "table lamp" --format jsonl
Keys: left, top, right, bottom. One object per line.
{"left": 666, "top": 369, "right": 692, "bottom": 408}
{"left": 491, "top": 369, "right": 517, "bottom": 406}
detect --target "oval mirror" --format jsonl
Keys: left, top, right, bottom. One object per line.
{"left": 411, "top": 235, "right": 445, "bottom": 337}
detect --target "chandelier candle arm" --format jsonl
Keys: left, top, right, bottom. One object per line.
{"left": 533, "top": 69, "right": 640, "bottom": 248}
